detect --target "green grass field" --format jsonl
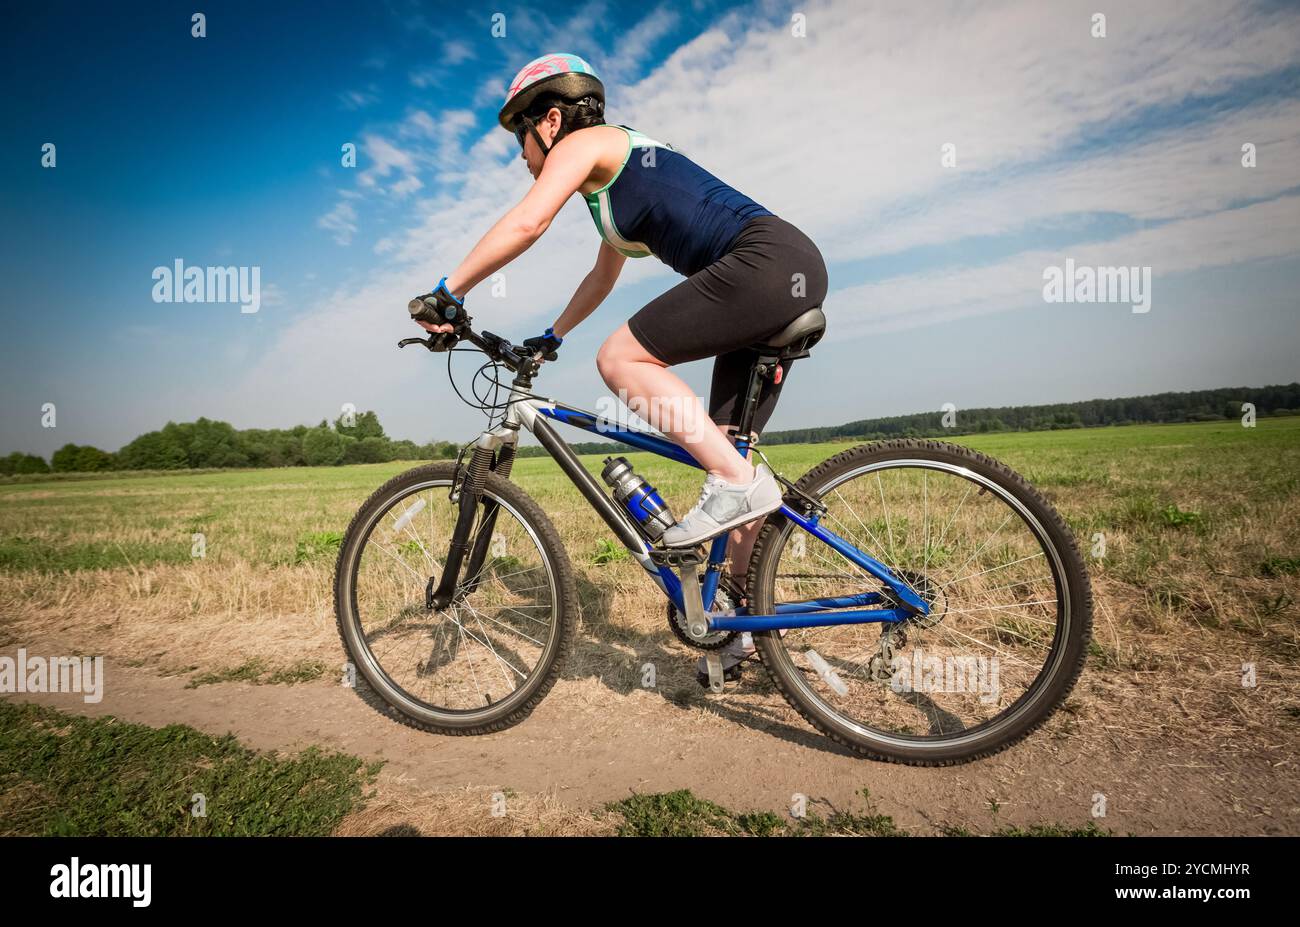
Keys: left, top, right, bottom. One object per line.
{"left": 2, "top": 416, "right": 1295, "bottom": 606}
{"left": 0, "top": 700, "right": 379, "bottom": 836}
{"left": 4, "top": 418, "right": 1297, "bottom": 574}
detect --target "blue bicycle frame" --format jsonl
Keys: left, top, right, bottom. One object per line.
{"left": 480, "top": 396, "right": 930, "bottom": 634}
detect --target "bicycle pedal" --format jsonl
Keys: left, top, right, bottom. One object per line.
{"left": 705, "top": 653, "right": 725, "bottom": 693}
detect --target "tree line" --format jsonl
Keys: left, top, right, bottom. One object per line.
{"left": 1, "top": 411, "right": 458, "bottom": 475}
{"left": 3, "top": 383, "right": 1296, "bottom": 475}
{"left": 757, "top": 383, "right": 1300, "bottom": 445}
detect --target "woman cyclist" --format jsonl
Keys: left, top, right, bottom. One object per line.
{"left": 416, "top": 53, "right": 828, "bottom": 679}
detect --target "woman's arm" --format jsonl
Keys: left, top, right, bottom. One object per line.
{"left": 442, "top": 132, "right": 602, "bottom": 297}
{"left": 551, "top": 242, "right": 627, "bottom": 338}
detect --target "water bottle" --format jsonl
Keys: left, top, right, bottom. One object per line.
{"left": 600, "top": 456, "right": 676, "bottom": 540}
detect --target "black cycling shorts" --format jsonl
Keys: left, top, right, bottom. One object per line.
{"left": 628, "top": 214, "right": 828, "bottom": 435}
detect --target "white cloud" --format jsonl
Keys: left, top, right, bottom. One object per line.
{"left": 616, "top": 0, "right": 1300, "bottom": 246}
{"left": 829, "top": 194, "right": 1300, "bottom": 335}
{"left": 472, "top": 74, "right": 504, "bottom": 110}
{"left": 408, "top": 42, "right": 477, "bottom": 88}
{"left": 259, "top": 282, "right": 286, "bottom": 308}
{"left": 339, "top": 88, "right": 380, "bottom": 110}
{"left": 445, "top": 39, "right": 475, "bottom": 65}
{"left": 389, "top": 175, "right": 423, "bottom": 197}
{"left": 602, "top": 6, "right": 681, "bottom": 82}
{"left": 408, "top": 68, "right": 437, "bottom": 90}
{"left": 316, "top": 201, "right": 358, "bottom": 246}
{"left": 401, "top": 109, "right": 437, "bottom": 136}
{"left": 829, "top": 96, "right": 1300, "bottom": 264}
{"left": 358, "top": 134, "right": 417, "bottom": 186}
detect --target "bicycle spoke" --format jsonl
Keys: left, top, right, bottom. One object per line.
{"left": 931, "top": 481, "right": 974, "bottom": 559}
{"left": 471, "top": 612, "right": 519, "bottom": 695}
{"left": 390, "top": 496, "right": 441, "bottom": 576}
{"left": 943, "top": 510, "right": 1014, "bottom": 583}
{"left": 935, "top": 552, "right": 1045, "bottom": 592}
{"left": 461, "top": 601, "right": 547, "bottom": 647}
{"left": 829, "top": 489, "right": 892, "bottom": 565}
{"left": 875, "top": 471, "right": 896, "bottom": 562}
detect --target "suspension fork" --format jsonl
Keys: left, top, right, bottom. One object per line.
{"left": 460, "top": 441, "right": 516, "bottom": 596}
{"left": 428, "top": 430, "right": 516, "bottom": 609}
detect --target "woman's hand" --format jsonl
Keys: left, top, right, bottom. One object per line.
{"left": 416, "top": 320, "right": 456, "bottom": 334}
{"left": 409, "top": 277, "right": 464, "bottom": 334}
{"left": 522, "top": 328, "right": 563, "bottom": 361}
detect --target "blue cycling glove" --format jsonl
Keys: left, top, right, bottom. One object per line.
{"left": 522, "top": 327, "right": 563, "bottom": 361}
{"left": 408, "top": 276, "right": 466, "bottom": 327}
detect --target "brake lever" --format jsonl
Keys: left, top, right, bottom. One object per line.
{"left": 398, "top": 336, "right": 439, "bottom": 351}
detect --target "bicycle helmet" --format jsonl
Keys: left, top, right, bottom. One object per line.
{"left": 498, "top": 54, "right": 604, "bottom": 158}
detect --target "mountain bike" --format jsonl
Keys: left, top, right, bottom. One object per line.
{"left": 333, "top": 304, "right": 1092, "bottom": 765}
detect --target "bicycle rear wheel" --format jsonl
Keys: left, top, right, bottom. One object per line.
{"left": 747, "top": 439, "right": 1092, "bottom": 765}
{"left": 334, "top": 462, "right": 577, "bottom": 734}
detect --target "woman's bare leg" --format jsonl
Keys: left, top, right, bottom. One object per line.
{"left": 596, "top": 324, "right": 754, "bottom": 484}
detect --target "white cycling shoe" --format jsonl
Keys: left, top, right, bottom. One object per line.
{"left": 660, "top": 464, "right": 783, "bottom": 548}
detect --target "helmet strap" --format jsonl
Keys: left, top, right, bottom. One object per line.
{"left": 520, "top": 114, "right": 553, "bottom": 159}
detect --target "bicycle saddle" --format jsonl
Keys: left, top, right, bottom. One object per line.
{"left": 751, "top": 306, "right": 826, "bottom": 359}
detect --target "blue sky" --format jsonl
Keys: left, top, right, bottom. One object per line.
{"left": 2, "top": 0, "right": 1299, "bottom": 457}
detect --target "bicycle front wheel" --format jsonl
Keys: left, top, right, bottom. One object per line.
{"left": 747, "top": 439, "right": 1092, "bottom": 765}
{"left": 334, "top": 462, "right": 577, "bottom": 734}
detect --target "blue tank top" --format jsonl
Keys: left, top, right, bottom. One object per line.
{"left": 583, "top": 126, "right": 773, "bottom": 277}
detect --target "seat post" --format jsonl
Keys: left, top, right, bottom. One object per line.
{"left": 727, "top": 307, "right": 825, "bottom": 456}
{"left": 733, "top": 352, "right": 780, "bottom": 450}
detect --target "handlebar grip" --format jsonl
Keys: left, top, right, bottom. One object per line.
{"left": 408, "top": 294, "right": 465, "bottom": 326}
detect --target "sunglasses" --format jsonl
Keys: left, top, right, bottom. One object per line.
{"left": 513, "top": 117, "right": 532, "bottom": 150}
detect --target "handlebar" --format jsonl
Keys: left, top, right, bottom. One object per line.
{"left": 398, "top": 315, "right": 544, "bottom": 378}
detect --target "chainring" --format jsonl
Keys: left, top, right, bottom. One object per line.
{"left": 667, "top": 578, "right": 740, "bottom": 651}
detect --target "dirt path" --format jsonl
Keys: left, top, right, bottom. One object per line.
{"left": 5, "top": 638, "right": 1295, "bottom": 835}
